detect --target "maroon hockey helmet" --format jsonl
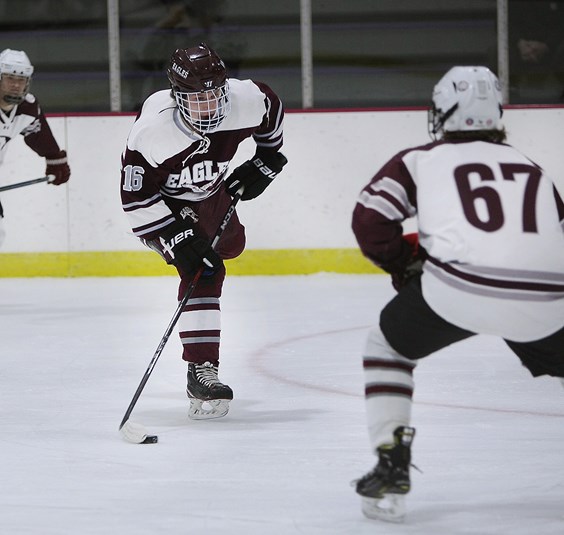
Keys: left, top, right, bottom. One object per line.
{"left": 167, "top": 43, "right": 227, "bottom": 93}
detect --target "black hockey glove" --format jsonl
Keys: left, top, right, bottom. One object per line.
{"left": 45, "top": 150, "right": 70, "bottom": 185}
{"left": 380, "top": 233, "right": 425, "bottom": 292}
{"left": 159, "top": 221, "right": 222, "bottom": 277}
{"left": 225, "top": 149, "right": 287, "bottom": 201}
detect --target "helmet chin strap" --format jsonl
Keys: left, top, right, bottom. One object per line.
{"left": 439, "top": 103, "right": 458, "bottom": 130}
{"left": 430, "top": 102, "right": 458, "bottom": 139}
{"left": 0, "top": 71, "right": 31, "bottom": 105}
{"left": 3, "top": 93, "right": 24, "bottom": 105}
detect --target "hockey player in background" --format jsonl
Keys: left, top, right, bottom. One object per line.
{"left": 351, "top": 66, "right": 564, "bottom": 522}
{"left": 120, "top": 43, "right": 286, "bottom": 420}
{"left": 0, "top": 49, "right": 71, "bottom": 247}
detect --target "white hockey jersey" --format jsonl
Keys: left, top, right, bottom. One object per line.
{"left": 120, "top": 78, "right": 284, "bottom": 240}
{"left": 353, "top": 139, "right": 564, "bottom": 342}
{"left": 0, "top": 93, "right": 61, "bottom": 165}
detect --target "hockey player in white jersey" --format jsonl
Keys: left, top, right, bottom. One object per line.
{"left": 351, "top": 66, "right": 564, "bottom": 522}
{"left": 120, "top": 43, "right": 286, "bottom": 420}
{"left": 0, "top": 49, "right": 71, "bottom": 246}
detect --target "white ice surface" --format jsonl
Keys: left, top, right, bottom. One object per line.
{"left": 1, "top": 274, "right": 563, "bottom": 535}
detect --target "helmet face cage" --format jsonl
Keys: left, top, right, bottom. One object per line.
{"left": 167, "top": 44, "right": 230, "bottom": 133}
{"left": 173, "top": 82, "right": 231, "bottom": 133}
{"left": 428, "top": 66, "right": 503, "bottom": 140}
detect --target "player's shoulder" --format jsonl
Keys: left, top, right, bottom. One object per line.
{"left": 24, "top": 93, "right": 37, "bottom": 104}
{"left": 228, "top": 77, "right": 265, "bottom": 95}
{"left": 16, "top": 93, "right": 40, "bottom": 115}
{"left": 396, "top": 140, "right": 443, "bottom": 160}
{"left": 128, "top": 90, "right": 175, "bottom": 140}
{"left": 136, "top": 90, "right": 175, "bottom": 122}
{"left": 218, "top": 78, "right": 271, "bottom": 130}
{"left": 126, "top": 90, "right": 198, "bottom": 166}
{"left": 399, "top": 138, "right": 509, "bottom": 159}
{"left": 144, "top": 89, "right": 174, "bottom": 109}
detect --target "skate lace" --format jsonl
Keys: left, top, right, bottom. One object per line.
{"left": 195, "top": 362, "right": 221, "bottom": 386}
{"left": 352, "top": 453, "right": 422, "bottom": 489}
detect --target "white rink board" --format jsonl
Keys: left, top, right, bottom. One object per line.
{"left": 0, "top": 108, "right": 563, "bottom": 253}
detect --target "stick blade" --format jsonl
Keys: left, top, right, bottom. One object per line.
{"left": 119, "top": 420, "right": 158, "bottom": 444}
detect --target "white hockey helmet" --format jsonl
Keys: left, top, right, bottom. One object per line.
{"left": 0, "top": 48, "right": 34, "bottom": 104}
{"left": 428, "top": 66, "right": 503, "bottom": 139}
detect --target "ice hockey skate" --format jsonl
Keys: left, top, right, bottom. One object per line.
{"left": 186, "top": 361, "right": 233, "bottom": 420}
{"left": 355, "top": 426, "right": 416, "bottom": 523}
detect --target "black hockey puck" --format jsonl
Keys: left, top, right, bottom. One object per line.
{"left": 142, "top": 435, "right": 158, "bottom": 444}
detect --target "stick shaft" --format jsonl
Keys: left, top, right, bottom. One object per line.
{"left": 0, "top": 176, "right": 49, "bottom": 192}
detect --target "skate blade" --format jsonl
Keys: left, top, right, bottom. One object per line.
{"left": 361, "top": 494, "right": 406, "bottom": 523}
{"left": 188, "top": 398, "right": 230, "bottom": 420}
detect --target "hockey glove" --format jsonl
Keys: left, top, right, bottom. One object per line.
{"left": 159, "top": 221, "right": 222, "bottom": 277}
{"left": 45, "top": 150, "right": 70, "bottom": 185}
{"left": 382, "top": 233, "right": 425, "bottom": 292}
{"left": 225, "top": 149, "right": 287, "bottom": 201}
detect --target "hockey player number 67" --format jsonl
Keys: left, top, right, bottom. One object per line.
{"left": 454, "top": 162, "right": 541, "bottom": 233}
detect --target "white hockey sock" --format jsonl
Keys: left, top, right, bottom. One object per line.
{"left": 362, "top": 325, "right": 416, "bottom": 450}
{"left": 178, "top": 296, "right": 221, "bottom": 360}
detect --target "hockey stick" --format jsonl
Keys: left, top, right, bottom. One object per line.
{"left": 119, "top": 187, "right": 244, "bottom": 444}
{"left": 0, "top": 175, "right": 53, "bottom": 192}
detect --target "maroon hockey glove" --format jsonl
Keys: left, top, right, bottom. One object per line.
{"left": 45, "top": 150, "right": 70, "bottom": 185}
{"left": 225, "top": 149, "right": 287, "bottom": 201}
{"left": 159, "top": 221, "right": 223, "bottom": 277}
{"left": 383, "top": 233, "right": 425, "bottom": 292}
